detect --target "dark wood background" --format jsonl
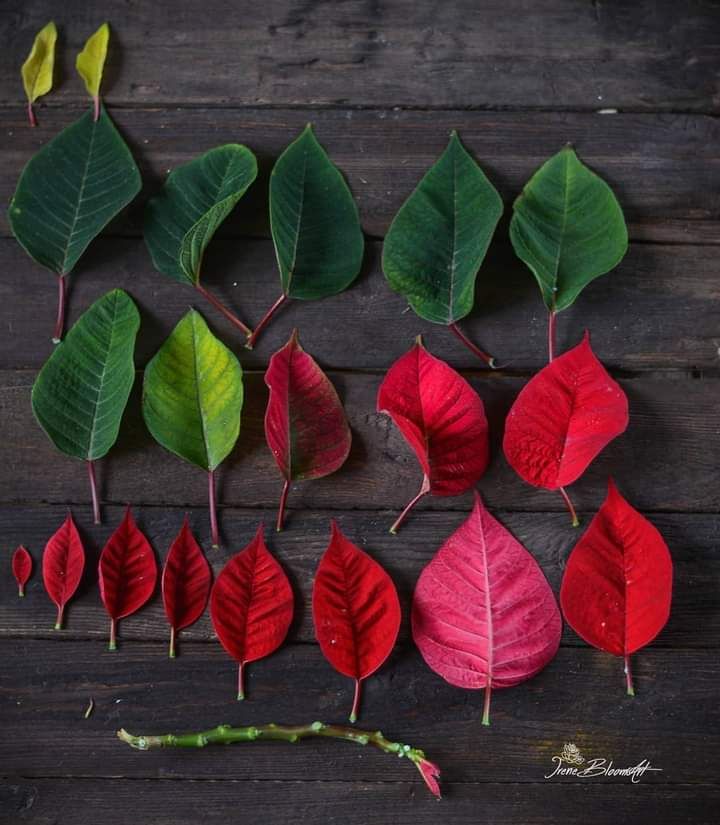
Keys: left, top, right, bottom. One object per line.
{"left": 1, "top": 2, "right": 719, "bottom": 823}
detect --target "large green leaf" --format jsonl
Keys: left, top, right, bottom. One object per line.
{"left": 32, "top": 289, "right": 140, "bottom": 461}
{"left": 9, "top": 106, "right": 141, "bottom": 276}
{"left": 382, "top": 132, "right": 503, "bottom": 325}
{"left": 144, "top": 145, "right": 257, "bottom": 285}
{"left": 142, "top": 310, "right": 243, "bottom": 471}
{"left": 509, "top": 146, "right": 628, "bottom": 312}
{"left": 270, "top": 125, "right": 363, "bottom": 300}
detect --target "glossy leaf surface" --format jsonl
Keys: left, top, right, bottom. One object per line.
{"left": 510, "top": 146, "right": 628, "bottom": 312}
{"left": 312, "top": 521, "right": 400, "bottom": 721}
{"left": 12, "top": 546, "right": 32, "bottom": 597}
{"left": 42, "top": 514, "right": 85, "bottom": 629}
{"left": 383, "top": 131, "right": 503, "bottom": 325}
{"left": 412, "top": 493, "right": 561, "bottom": 724}
{"left": 76, "top": 22, "right": 109, "bottom": 101}
{"left": 21, "top": 21, "right": 57, "bottom": 106}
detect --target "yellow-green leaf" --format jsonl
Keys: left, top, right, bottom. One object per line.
{"left": 21, "top": 21, "right": 57, "bottom": 119}
{"left": 76, "top": 22, "right": 110, "bottom": 102}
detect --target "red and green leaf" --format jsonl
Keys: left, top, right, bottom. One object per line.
{"left": 42, "top": 514, "right": 85, "bottom": 630}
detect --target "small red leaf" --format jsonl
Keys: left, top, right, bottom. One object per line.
{"left": 12, "top": 545, "right": 32, "bottom": 597}
{"left": 161, "top": 516, "right": 212, "bottom": 658}
{"left": 312, "top": 521, "right": 401, "bottom": 722}
{"left": 264, "top": 329, "right": 351, "bottom": 531}
{"left": 503, "top": 332, "right": 628, "bottom": 524}
{"left": 98, "top": 508, "right": 158, "bottom": 650}
{"left": 42, "top": 514, "right": 85, "bottom": 630}
{"left": 210, "top": 525, "right": 294, "bottom": 700}
{"left": 377, "top": 337, "right": 489, "bottom": 533}
{"left": 412, "top": 493, "right": 561, "bottom": 725}
{"left": 560, "top": 478, "right": 673, "bottom": 695}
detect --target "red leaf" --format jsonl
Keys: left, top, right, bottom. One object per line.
{"left": 210, "top": 525, "right": 294, "bottom": 699}
{"left": 377, "top": 337, "right": 489, "bottom": 533}
{"left": 412, "top": 493, "right": 561, "bottom": 725}
{"left": 42, "top": 514, "right": 85, "bottom": 630}
{"left": 503, "top": 332, "right": 628, "bottom": 525}
{"left": 161, "top": 516, "right": 212, "bottom": 658}
{"left": 12, "top": 545, "right": 32, "bottom": 598}
{"left": 264, "top": 329, "right": 351, "bottom": 531}
{"left": 560, "top": 478, "right": 673, "bottom": 695}
{"left": 312, "top": 521, "right": 401, "bottom": 722}
{"left": 98, "top": 508, "right": 158, "bottom": 650}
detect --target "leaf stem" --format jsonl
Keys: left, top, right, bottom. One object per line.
{"left": 87, "top": 460, "right": 101, "bottom": 525}
{"left": 169, "top": 627, "right": 176, "bottom": 659}
{"left": 448, "top": 323, "right": 496, "bottom": 368}
{"left": 558, "top": 487, "right": 580, "bottom": 527}
{"left": 389, "top": 475, "right": 431, "bottom": 534}
{"left": 482, "top": 683, "right": 492, "bottom": 726}
{"left": 245, "top": 294, "right": 289, "bottom": 350}
{"left": 53, "top": 275, "right": 67, "bottom": 344}
{"left": 195, "top": 283, "right": 252, "bottom": 336}
{"left": 624, "top": 654, "right": 635, "bottom": 696}
{"left": 93, "top": 96, "right": 100, "bottom": 123}
{"left": 548, "top": 310, "right": 557, "bottom": 362}
{"left": 208, "top": 469, "right": 219, "bottom": 549}
{"left": 237, "top": 663, "right": 245, "bottom": 701}
{"left": 109, "top": 618, "right": 117, "bottom": 651}
{"left": 276, "top": 479, "right": 290, "bottom": 532}
{"left": 18, "top": 584, "right": 25, "bottom": 597}
{"left": 27, "top": 101, "right": 37, "bottom": 128}
{"left": 349, "top": 678, "right": 361, "bottom": 723}
{"left": 54, "top": 604, "right": 64, "bottom": 631}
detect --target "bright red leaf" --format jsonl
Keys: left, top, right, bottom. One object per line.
{"left": 412, "top": 492, "right": 561, "bottom": 725}
{"left": 42, "top": 513, "right": 85, "bottom": 629}
{"left": 377, "top": 336, "right": 489, "bottom": 533}
{"left": 560, "top": 478, "right": 673, "bottom": 695}
{"left": 12, "top": 545, "right": 32, "bottom": 597}
{"left": 312, "top": 521, "right": 401, "bottom": 722}
{"left": 98, "top": 507, "right": 158, "bottom": 650}
{"left": 210, "top": 525, "right": 294, "bottom": 700}
{"left": 264, "top": 329, "right": 351, "bottom": 531}
{"left": 503, "top": 331, "right": 628, "bottom": 525}
{"left": 162, "top": 516, "right": 212, "bottom": 658}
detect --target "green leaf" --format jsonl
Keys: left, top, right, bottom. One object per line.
{"left": 142, "top": 310, "right": 243, "bottom": 471}
{"left": 270, "top": 124, "right": 363, "bottom": 300}
{"left": 21, "top": 21, "right": 57, "bottom": 104}
{"left": 382, "top": 131, "right": 503, "bottom": 325}
{"left": 144, "top": 144, "right": 257, "bottom": 285}
{"left": 31, "top": 289, "right": 140, "bottom": 461}
{"left": 8, "top": 106, "right": 141, "bottom": 276}
{"left": 509, "top": 146, "right": 628, "bottom": 312}
{"left": 76, "top": 22, "right": 110, "bottom": 101}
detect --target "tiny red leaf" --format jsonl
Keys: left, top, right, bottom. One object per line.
{"left": 264, "top": 329, "right": 351, "bottom": 531}
{"left": 210, "top": 525, "right": 294, "bottom": 700}
{"left": 377, "top": 337, "right": 489, "bottom": 533}
{"left": 42, "top": 513, "right": 85, "bottom": 630}
{"left": 98, "top": 507, "right": 158, "bottom": 650}
{"left": 12, "top": 545, "right": 32, "bottom": 597}
{"left": 503, "top": 331, "right": 628, "bottom": 523}
{"left": 412, "top": 493, "right": 562, "bottom": 725}
{"left": 560, "top": 478, "right": 673, "bottom": 695}
{"left": 312, "top": 521, "right": 401, "bottom": 722}
{"left": 161, "top": 516, "right": 212, "bottom": 658}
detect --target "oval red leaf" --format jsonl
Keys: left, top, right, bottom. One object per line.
{"left": 210, "top": 525, "right": 294, "bottom": 700}
{"left": 503, "top": 331, "right": 628, "bottom": 523}
{"left": 312, "top": 521, "right": 401, "bottom": 722}
{"left": 560, "top": 478, "right": 673, "bottom": 695}
{"left": 377, "top": 337, "right": 489, "bottom": 533}
{"left": 161, "top": 516, "right": 212, "bottom": 658}
{"left": 42, "top": 513, "right": 85, "bottom": 630}
{"left": 412, "top": 493, "right": 561, "bottom": 725}
{"left": 98, "top": 507, "right": 158, "bottom": 650}
{"left": 264, "top": 329, "right": 351, "bottom": 531}
{"left": 12, "top": 545, "right": 32, "bottom": 597}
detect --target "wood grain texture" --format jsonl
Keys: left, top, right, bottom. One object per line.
{"left": 1, "top": 507, "right": 715, "bottom": 649}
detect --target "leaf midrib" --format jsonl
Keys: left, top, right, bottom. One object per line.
{"left": 549, "top": 151, "right": 573, "bottom": 309}
{"left": 86, "top": 293, "right": 123, "bottom": 459}
{"left": 189, "top": 314, "right": 212, "bottom": 471}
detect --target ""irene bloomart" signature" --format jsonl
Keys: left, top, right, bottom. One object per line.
{"left": 545, "top": 743, "right": 662, "bottom": 783}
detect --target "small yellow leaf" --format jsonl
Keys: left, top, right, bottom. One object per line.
{"left": 76, "top": 22, "right": 110, "bottom": 102}
{"left": 21, "top": 21, "right": 57, "bottom": 104}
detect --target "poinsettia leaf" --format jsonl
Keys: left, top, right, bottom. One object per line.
{"left": 12, "top": 546, "right": 33, "bottom": 597}
{"left": 510, "top": 145, "right": 628, "bottom": 312}
{"left": 312, "top": 521, "right": 400, "bottom": 722}
{"left": 21, "top": 21, "right": 57, "bottom": 125}
{"left": 76, "top": 22, "right": 109, "bottom": 104}
{"left": 560, "top": 479, "right": 673, "bottom": 695}
{"left": 264, "top": 329, "right": 351, "bottom": 530}
{"left": 42, "top": 514, "right": 85, "bottom": 630}
{"left": 377, "top": 337, "right": 489, "bottom": 532}
{"left": 383, "top": 131, "right": 503, "bottom": 325}
{"left": 412, "top": 493, "right": 561, "bottom": 724}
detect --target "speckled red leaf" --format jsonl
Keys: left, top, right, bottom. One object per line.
{"left": 412, "top": 492, "right": 561, "bottom": 725}
{"left": 560, "top": 478, "right": 673, "bottom": 695}
{"left": 264, "top": 329, "right": 351, "bottom": 531}
{"left": 42, "top": 513, "right": 85, "bottom": 630}
{"left": 98, "top": 507, "right": 157, "bottom": 650}
{"left": 312, "top": 521, "right": 401, "bottom": 722}
{"left": 503, "top": 331, "right": 628, "bottom": 524}
{"left": 161, "top": 516, "right": 212, "bottom": 658}
{"left": 377, "top": 337, "right": 489, "bottom": 533}
{"left": 210, "top": 525, "right": 294, "bottom": 700}
{"left": 12, "top": 545, "right": 32, "bottom": 597}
